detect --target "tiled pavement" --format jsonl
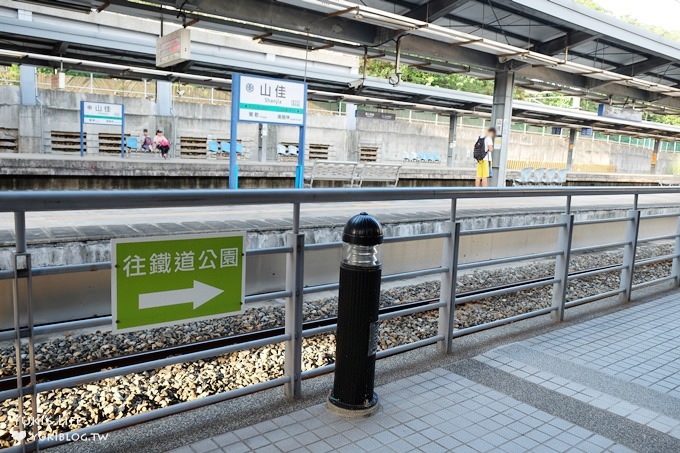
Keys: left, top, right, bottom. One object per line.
{"left": 171, "top": 292, "right": 680, "bottom": 453}
{"left": 170, "top": 369, "right": 626, "bottom": 453}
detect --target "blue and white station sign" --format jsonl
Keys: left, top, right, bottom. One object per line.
{"left": 82, "top": 101, "right": 124, "bottom": 126}
{"left": 238, "top": 75, "right": 306, "bottom": 126}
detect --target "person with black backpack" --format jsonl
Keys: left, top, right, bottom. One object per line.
{"left": 474, "top": 127, "right": 496, "bottom": 187}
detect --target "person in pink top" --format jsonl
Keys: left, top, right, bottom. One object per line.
{"left": 153, "top": 129, "right": 170, "bottom": 159}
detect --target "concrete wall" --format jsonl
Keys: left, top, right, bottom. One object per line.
{"left": 0, "top": 85, "right": 670, "bottom": 174}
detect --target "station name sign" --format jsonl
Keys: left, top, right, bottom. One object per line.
{"left": 238, "top": 75, "right": 306, "bottom": 126}
{"left": 83, "top": 102, "right": 123, "bottom": 126}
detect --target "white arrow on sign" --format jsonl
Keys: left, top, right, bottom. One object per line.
{"left": 138, "top": 281, "right": 224, "bottom": 310}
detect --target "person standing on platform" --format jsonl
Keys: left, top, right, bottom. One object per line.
{"left": 473, "top": 127, "right": 496, "bottom": 187}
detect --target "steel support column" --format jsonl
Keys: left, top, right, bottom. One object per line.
{"left": 447, "top": 114, "right": 458, "bottom": 167}
{"left": 19, "top": 65, "right": 41, "bottom": 154}
{"left": 490, "top": 70, "right": 515, "bottom": 187}
{"left": 156, "top": 80, "right": 172, "bottom": 117}
{"left": 651, "top": 139, "right": 661, "bottom": 174}
{"left": 567, "top": 129, "right": 577, "bottom": 170}
{"left": 19, "top": 65, "right": 37, "bottom": 106}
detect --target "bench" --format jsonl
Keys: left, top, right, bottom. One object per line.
{"left": 659, "top": 176, "right": 680, "bottom": 186}
{"left": 305, "top": 161, "right": 357, "bottom": 187}
{"left": 353, "top": 163, "right": 401, "bottom": 187}
{"left": 305, "top": 161, "right": 402, "bottom": 188}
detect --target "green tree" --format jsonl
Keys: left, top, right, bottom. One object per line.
{"left": 366, "top": 60, "right": 493, "bottom": 95}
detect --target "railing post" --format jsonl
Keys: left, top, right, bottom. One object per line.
{"left": 284, "top": 204, "right": 304, "bottom": 399}
{"left": 438, "top": 221, "right": 460, "bottom": 353}
{"left": 620, "top": 209, "right": 641, "bottom": 302}
{"left": 12, "top": 211, "right": 39, "bottom": 450}
{"left": 551, "top": 214, "right": 574, "bottom": 321}
{"left": 671, "top": 216, "right": 680, "bottom": 287}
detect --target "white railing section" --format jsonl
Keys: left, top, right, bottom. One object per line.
{"left": 2, "top": 186, "right": 680, "bottom": 451}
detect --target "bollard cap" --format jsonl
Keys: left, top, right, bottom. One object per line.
{"left": 342, "top": 212, "right": 383, "bottom": 246}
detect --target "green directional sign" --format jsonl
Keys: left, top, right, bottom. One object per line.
{"left": 112, "top": 233, "right": 245, "bottom": 332}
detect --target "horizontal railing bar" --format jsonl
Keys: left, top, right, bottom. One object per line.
{"left": 245, "top": 290, "right": 292, "bottom": 303}
{"left": 458, "top": 250, "right": 562, "bottom": 271}
{"left": 0, "top": 316, "right": 112, "bottom": 342}
{"left": 246, "top": 246, "right": 293, "bottom": 256}
{"left": 640, "top": 213, "right": 680, "bottom": 220}
{"left": 300, "top": 363, "right": 335, "bottom": 379}
{"left": 305, "top": 242, "right": 341, "bottom": 251}
{"left": 33, "top": 376, "right": 290, "bottom": 451}
{"left": 383, "top": 232, "right": 451, "bottom": 243}
{"left": 451, "top": 307, "right": 556, "bottom": 338}
{"left": 637, "top": 234, "right": 680, "bottom": 243}
{"left": 381, "top": 267, "right": 447, "bottom": 283}
{"left": 378, "top": 301, "right": 446, "bottom": 322}
{"left": 565, "top": 289, "right": 625, "bottom": 309}
{"left": 304, "top": 232, "right": 451, "bottom": 252}
{"left": 0, "top": 290, "right": 293, "bottom": 341}
{"left": 635, "top": 253, "right": 680, "bottom": 266}
{"left": 0, "top": 262, "right": 111, "bottom": 280}
{"left": 567, "top": 264, "right": 626, "bottom": 281}
{"left": 302, "top": 282, "right": 339, "bottom": 295}
{"left": 574, "top": 216, "right": 630, "bottom": 226}
{"left": 455, "top": 278, "right": 559, "bottom": 305}
{"left": 376, "top": 335, "right": 443, "bottom": 359}
{"left": 301, "top": 336, "right": 446, "bottom": 376}
{"left": 4, "top": 187, "right": 680, "bottom": 212}
{"left": 0, "top": 334, "right": 290, "bottom": 402}
{"left": 303, "top": 267, "right": 448, "bottom": 295}
{"left": 302, "top": 324, "right": 336, "bottom": 338}
{"left": 632, "top": 275, "right": 676, "bottom": 290}
{"left": 460, "top": 222, "right": 564, "bottom": 236}
{"left": 571, "top": 241, "right": 631, "bottom": 254}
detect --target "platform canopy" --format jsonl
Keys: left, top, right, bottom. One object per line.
{"left": 15, "top": 0, "right": 680, "bottom": 115}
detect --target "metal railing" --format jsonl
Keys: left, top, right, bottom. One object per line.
{"left": 3, "top": 186, "right": 680, "bottom": 451}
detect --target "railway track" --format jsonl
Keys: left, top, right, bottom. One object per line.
{"left": 0, "top": 263, "right": 622, "bottom": 392}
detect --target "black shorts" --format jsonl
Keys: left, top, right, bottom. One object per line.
{"left": 159, "top": 145, "right": 170, "bottom": 155}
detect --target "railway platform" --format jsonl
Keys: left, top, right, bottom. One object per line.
{"left": 161, "top": 289, "right": 680, "bottom": 453}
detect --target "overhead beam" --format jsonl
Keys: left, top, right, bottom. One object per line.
{"left": 518, "top": 65, "right": 680, "bottom": 110}
{"left": 398, "top": 35, "right": 497, "bottom": 70}
{"left": 147, "top": 0, "right": 382, "bottom": 45}
{"left": 609, "top": 56, "right": 672, "bottom": 77}
{"left": 440, "top": 13, "right": 529, "bottom": 44}
{"left": 586, "top": 56, "right": 675, "bottom": 90}
{"left": 533, "top": 30, "right": 595, "bottom": 56}
{"left": 404, "top": 0, "right": 472, "bottom": 22}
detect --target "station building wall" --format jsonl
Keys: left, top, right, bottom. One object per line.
{"left": 0, "top": 85, "right": 667, "bottom": 174}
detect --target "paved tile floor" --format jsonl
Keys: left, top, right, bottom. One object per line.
{"left": 170, "top": 292, "right": 680, "bottom": 453}
{"left": 170, "top": 368, "right": 625, "bottom": 453}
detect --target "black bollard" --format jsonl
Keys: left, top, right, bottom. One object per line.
{"left": 328, "top": 212, "right": 383, "bottom": 416}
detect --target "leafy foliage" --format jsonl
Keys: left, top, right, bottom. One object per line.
{"left": 366, "top": 61, "right": 493, "bottom": 95}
